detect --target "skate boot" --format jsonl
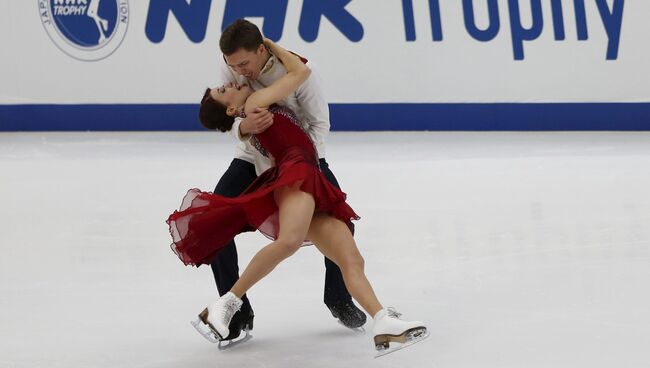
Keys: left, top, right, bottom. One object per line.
{"left": 327, "top": 300, "right": 367, "bottom": 331}
{"left": 372, "top": 307, "right": 428, "bottom": 358}
{"left": 216, "top": 305, "right": 255, "bottom": 350}
{"left": 192, "top": 292, "right": 242, "bottom": 343}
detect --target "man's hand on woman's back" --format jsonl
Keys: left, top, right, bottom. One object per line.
{"left": 239, "top": 108, "right": 273, "bottom": 136}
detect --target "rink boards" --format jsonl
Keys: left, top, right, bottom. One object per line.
{"left": 2, "top": 1, "right": 650, "bottom": 130}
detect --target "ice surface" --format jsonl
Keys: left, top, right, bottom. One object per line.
{"left": 1, "top": 131, "right": 649, "bottom": 367}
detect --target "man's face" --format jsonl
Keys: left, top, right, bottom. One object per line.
{"left": 224, "top": 44, "right": 266, "bottom": 81}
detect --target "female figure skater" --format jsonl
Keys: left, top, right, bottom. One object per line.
{"left": 167, "top": 39, "right": 427, "bottom": 355}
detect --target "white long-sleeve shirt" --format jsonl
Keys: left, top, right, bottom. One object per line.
{"left": 216, "top": 52, "right": 330, "bottom": 174}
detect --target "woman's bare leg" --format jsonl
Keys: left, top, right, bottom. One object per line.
{"left": 230, "top": 184, "right": 315, "bottom": 298}
{"left": 307, "top": 214, "right": 383, "bottom": 317}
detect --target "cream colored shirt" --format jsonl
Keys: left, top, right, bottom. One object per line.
{"left": 216, "top": 52, "right": 330, "bottom": 174}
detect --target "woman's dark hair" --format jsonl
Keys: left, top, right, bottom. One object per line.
{"left": 220, "top": 19, "right": 263, "bottom": 55}
{"left": 198, "top": 88, "right": 234, "bottom": 132}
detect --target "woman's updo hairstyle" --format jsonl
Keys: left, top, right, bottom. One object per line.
{"left": 198, "top": 88, "right": 235, "bottom": 132}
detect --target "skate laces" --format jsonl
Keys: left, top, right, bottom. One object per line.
{"left": 386, "top": 307, "right": 402, "bottom": 319}
{"left": 219, "top": 295, "right": 241, "bottom": 323}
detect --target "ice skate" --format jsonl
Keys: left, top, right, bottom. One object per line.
{"left": 372, "top": 308, "right": 429, "bottom": 358}
{"left": 191, "top": 292, "right": 243, "bottom": 343}
{"left": 327, "top": 300, "right": 367, "bottom": 332}
{"left": 216, "top": 307, "right": 254, "bottom": 350}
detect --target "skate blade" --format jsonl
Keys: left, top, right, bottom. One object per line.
{"left": 191, "top": 318, "right": 220, "bottom": 344}
{"left": 337, "top": 320, "right": 365, "bottom": 333}
{"left": 217, "top": 329, "right": 253, "bottom": 351}
{"left": 374, "top": 327, "right": 430, "bottom": 358}
{"left": 192, "top": 308, "right": 228, "bottom": 343}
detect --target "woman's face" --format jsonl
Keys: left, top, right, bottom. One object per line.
{"left": 210, "top": 83, "right": 252, "bottom": 115}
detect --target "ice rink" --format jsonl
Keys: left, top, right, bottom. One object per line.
{"left": 1, "top": 131, "right": 649, "bottom": 368}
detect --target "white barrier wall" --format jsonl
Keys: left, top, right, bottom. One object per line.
{"left": 1, "top": 0, "right": 649, "bottom": 130}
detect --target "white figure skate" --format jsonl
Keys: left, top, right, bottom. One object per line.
{"left": 372, "top": 308, "right": 429, "bottom": 358}
{"left": 191, "top": 292, "right": 243, "bottom": 343}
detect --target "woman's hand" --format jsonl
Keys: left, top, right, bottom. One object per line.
{"left": 263, "top": 38, "right": 275, "bottom": 48}
{"left": 263, "top": 38, "right": 283, "bottom": 56}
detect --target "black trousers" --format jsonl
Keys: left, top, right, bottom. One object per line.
{"left": 210, "top": 158, "right": 353, "bottom": 313}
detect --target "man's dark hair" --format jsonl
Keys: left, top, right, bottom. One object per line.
{"left": 198, "top": 88, "right": 234, "bottom": 132}
{"left": 220, "top": 19, "right": 263, "bottom": 55}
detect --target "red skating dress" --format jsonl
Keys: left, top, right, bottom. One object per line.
{"left": 167, "top": 105, "right": 359, "bottom": 266}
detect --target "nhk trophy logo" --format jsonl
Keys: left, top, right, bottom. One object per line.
{"left": 38, "top": 0, "right": 129, "bottom": 61}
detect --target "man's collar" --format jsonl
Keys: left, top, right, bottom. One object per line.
{"left": 260, "top": 52, "right": 276, "bottom": 76}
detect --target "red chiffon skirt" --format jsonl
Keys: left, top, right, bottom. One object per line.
{"left": 167, "top": 149, "right": 359, "bottom": 266}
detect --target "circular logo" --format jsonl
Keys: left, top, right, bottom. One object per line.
{"left": 38, "top": 0, "right": 129, "bottom": 61}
